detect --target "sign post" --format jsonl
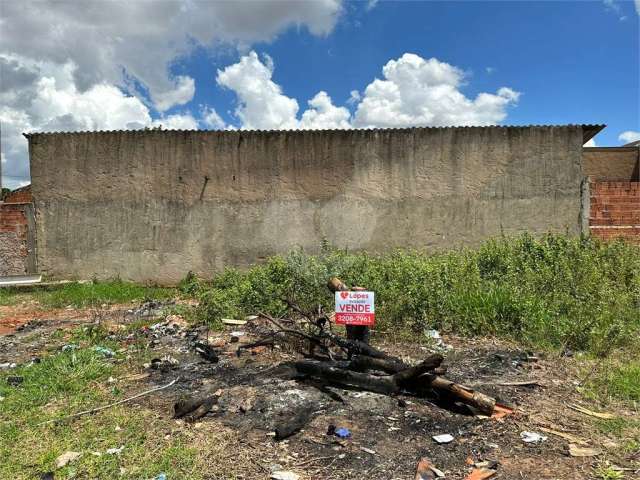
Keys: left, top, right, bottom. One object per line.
{"left": 335, "top": 291, "right": 375, "bottom": 326}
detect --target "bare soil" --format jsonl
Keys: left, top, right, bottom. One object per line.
{"left": 1, "top": 302, "right": 638, "bottom": 479}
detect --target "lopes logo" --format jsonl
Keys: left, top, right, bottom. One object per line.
{"left": 340, "top": 291, "right": 349, "bottom": 299}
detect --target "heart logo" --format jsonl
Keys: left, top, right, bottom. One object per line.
{"left": 340, "top": 291, "right": 349, "bottom": 299}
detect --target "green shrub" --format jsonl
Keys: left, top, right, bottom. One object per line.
{"left": 194, "top": 234, "right": 640, "bottom": 354}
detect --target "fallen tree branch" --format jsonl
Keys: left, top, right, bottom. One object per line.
{"left": 39, "top": 377, "right": 179, "bottom": 426}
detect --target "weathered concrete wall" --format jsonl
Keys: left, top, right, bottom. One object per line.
{"left": 583, "top": 147, "right": 639, "bottom": 181}
{"left": 29, "top": 126, "right": 586, "bottom": 284}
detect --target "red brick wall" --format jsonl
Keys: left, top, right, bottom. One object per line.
{"left": 3, "top": 185, "right": 32, "bottom": 204}
{"left": 0, "top": 204, "right": 30, "bottom": 275}
{"left": 589, "top": 181, "right": 640, "bottom": 244}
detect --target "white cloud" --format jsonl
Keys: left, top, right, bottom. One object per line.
{"left": 1, "top": 1, "right": 343, "bottom": 112}
{"left": 299, "top": 91, "right": 351, "bottom": 129}
{"left": 201, "top": 107, "right": 226, "bottom": 130}
{"left": 584, "top": 138, "right": 597, "bottom": 147}
{"left": 0, "top": 1, "right": 344, "bottom": 187}
{"left": 353, "top": 53, "right": 520, "bottom": 128}
{"left": 636, "top": 0, "right": 640, "bottom": 15}
{"left": 347, "top": 90, "right": 361, "bottom": 105}
{"left": 217, "top": 51, "right": 300, "bottom": 129}
{"left": 216, "top": 51, "right": 519, "bottom": 133}
{"left": 603, "top": 0, "right": 628, "bottom": 20}
{"left": 217, "top": 52, "right": 351, "bottom": 130}
{"left": 619, "top": 130, "right": 640, "bottom": 144}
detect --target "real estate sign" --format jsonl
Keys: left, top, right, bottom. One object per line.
{"left": 334, "top": 291, "right": 375, "bottom": 326}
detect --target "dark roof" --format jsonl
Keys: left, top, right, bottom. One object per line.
{"left": 623, "top": 140, "right": 640, "bottom": 147}
{"left": 23, "top": 124, "right": 605, "bottom": 145}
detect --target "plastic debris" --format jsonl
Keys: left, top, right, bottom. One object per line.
{"left": 520, "top": 431, "right": 547, "bottom": 443}
{"left": 55, "top": 451, "right": 81, "bottom": 468}
{"left": 0, "top": 362, "right": 16, "bottom": 369}
{"left": 465, "top": 468, "right": 497, "bottom": 480}
{"left": 93, "top": 346, "right": 115, "bottom": 357}
{"left": 222, "top": 318, "right": 247, "bottom": 325}
{"left": 61, "top": 344, "right": 78, "bottom": 352}
{"left": 154, "top": 474, "right": 167, "bottom": 480}
{"left": 568, "top": 444, "right": 602, "bottom": 457}
{"left": 335, "top": 427, "right": 351, "bottom": 438}
{"left": 270, "top": 472, "right": 300, "bottom": 480}
{"left": 432, "top": 433, "right": 454, "bottom": 444}
{"left": 415, "top": 457, "right": 440, "bottom": 479}
{"left": 360, "top": 447, "right": 376, "bottom": 455}
{"left": 424, "top": 329, "right": 452, "bottom": 350}
{"left": 490, "top": 403, "right": 514, "bottom": 420}
{"left": 106, "top": 446, "right": 124, "bottom": 455}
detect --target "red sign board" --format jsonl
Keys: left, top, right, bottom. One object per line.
{"left": 335, "top": 291, "right": 375, "bottom": 326}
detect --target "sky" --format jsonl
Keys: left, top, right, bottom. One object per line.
{"left": 1, "top": 0, "right": 639, "bottom": 189}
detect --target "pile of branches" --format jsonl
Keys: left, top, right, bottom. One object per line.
{"left": 240, "top": 277, "right": 497, "bottom": 416}
{"left": 175, "top": 277, "right": 499, "bottom": 423}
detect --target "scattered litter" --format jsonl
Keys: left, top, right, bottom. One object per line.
{"left": 55, "top": 451, "right": 81, "bottom": 468}
{"left": 150, "top": 356, "right": 179, "bottom": 371}
{"left": 334, "top": 427, "right": 351, "bottom": 439}
{"left": 360, "top": 447, "right": 376, "bottom": 455}
{"left": 424, "top": 329, "right": 452, "bottom": 350}
{"left": 539, "top": 427, "right": 588, "bottom": 445}
{"left": 166, "top": 314, "right": 187, "bottom": 327}
{"left": 230, "top": 331, "right": 245, "bottom": 343}
{"left": 270, "top": 471, "right": 300, "bottom": 480}
{"left": 520, "top": 431, "right": 547, "bottom": 443}
{"left": 222, "top": 318, "right": 247, "bottom": 325}
{"left": 415, "top": 457, "right": 441, "bottom": 479}
{"left": 473, "top": 460, "right": 499, "bottom": 469}
{"left": 0, "top": 396, "right": 5, "bottom": 401}
{"left": 432, "top": 434, "right": 454, "bottom": 444}
{"left": 106, "top": 446, "right": 124, "bottom": 455}
{"left": 61, "top": 344, "right": 78, "bottom": 352}
{"left": 194, "top": 341, "right": 219, "bottom": 363}
{"left": 7, "top": 375, "right": 23, "bottom": 386}
{"left": 568, "top": 444, "right": 602, "bottom": 457}
{"left": 93, "top": 346, "right": 115, "bottom": 357}
{"left": 490, "top": 403, "right": 514, "bottom": 420}
{"left": 465, "top": 468, "right": 497, "bottom": 480}
{"left": 568, "top": 404, "right": 615, "bottom": 420}
{"left": 0, "top": 362, "right": 16, "bottom": 369}
{"left": 154, "top": 474, "right": 167, "bottom": 480}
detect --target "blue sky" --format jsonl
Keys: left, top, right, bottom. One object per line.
{"left": 1, "top": 0, "right": 639, "bottom": 188}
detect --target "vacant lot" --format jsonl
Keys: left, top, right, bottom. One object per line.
{"left": 1, "top": 235, "right": 639, "bottom": 479}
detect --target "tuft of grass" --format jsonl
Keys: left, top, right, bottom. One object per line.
{"left": 0, "top": 280, "right": 175, "bottom": 309}
{"left": 585, "top": 357, "right": 640, "bottom": 403}
{"left": 193, "top": 234, "right": 640, "bottom": 355}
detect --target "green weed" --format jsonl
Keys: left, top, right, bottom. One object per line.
{"left": 193, "top": 234, "right": 640, "bottom": 355}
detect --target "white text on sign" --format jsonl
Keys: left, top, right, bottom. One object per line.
{"left": 335, "top": 291, "right": 375, "bottom": 326}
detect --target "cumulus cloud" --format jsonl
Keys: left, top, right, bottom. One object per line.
{"left": 619, "top": 130, "right": 640, "bottom": 144}
{"left": 0, "top": 1, "right": 343, "bottom": 187}
{"left": 217, "top": 52, "right": 300, "bottom": 129}
{"left": 201, "top": 107, "right": 226, "bottom": 130}
{"left": 216, "top": 50, "right": 519, "bottom": 134}
{"left": 584, "top": 138, "right": 597, "bottom": 147}
{"left": 353, "top": 53, "right": 520, "bottom": 128}
{"left": 1, "top": 1, "right": 342, "bottom": 112}
{"left": 300, "top": 92, "right": 351, "bottom": 129}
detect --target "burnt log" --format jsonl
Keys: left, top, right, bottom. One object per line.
{"left": 295, "top": 360, "right": 398, "bottom": 395}
{"left": 418, "top": 374, "right": 496, "bottom": 415}
{"left": 173, "top": 395, "right": 219, "bottom": 422}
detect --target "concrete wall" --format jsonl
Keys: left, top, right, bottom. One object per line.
{"left": 28, "top": 126, "right": 586, "bottom": 284}
{"left": 583, "top": 147, "right": 639, "bottom": 181}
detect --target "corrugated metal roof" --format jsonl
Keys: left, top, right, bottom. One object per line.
{"left": 23, "top": 124, "right": 606, "bottom": 144}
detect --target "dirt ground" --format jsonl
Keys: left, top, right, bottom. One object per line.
{"left": 1, "top": 301, "right": 638, "bottom": 480}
